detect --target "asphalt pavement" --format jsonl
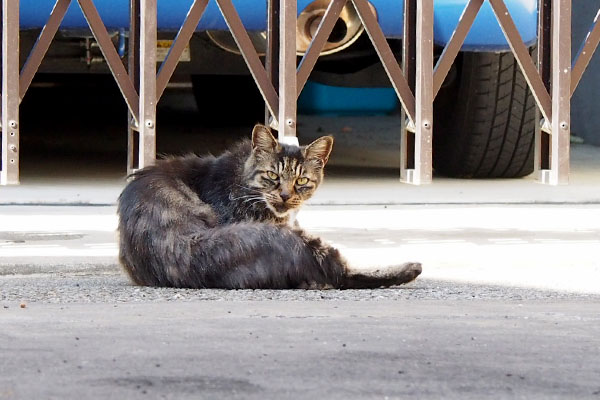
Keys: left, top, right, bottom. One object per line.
{"left": 1, "top": 203, "right": 600, "bottom": 399}
{"left": 2, "top": 296, "right": 600, "bottom": 400}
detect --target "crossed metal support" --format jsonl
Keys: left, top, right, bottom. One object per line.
{"left": 290, "top": 0, "right": 599, "bottom": 185}
{"left": 126, "top": 0, "right": 157, "bottom": 173}
{"left": 263, "top": 0, "right": 433, "bottom": 181}
{"left": 431, "top": 0, "right": 599, "bottom": 185}
{"left": 1, "top": 0, "right": 159, "bottom": 183}
{"left": 2, "top": 0, "right": 600, "bottom": 185}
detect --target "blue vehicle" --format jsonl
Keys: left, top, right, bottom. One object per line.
{"left": 19, "top": 0, "right": 539, "bottom": 178}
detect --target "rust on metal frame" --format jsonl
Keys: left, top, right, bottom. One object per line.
{"left": 571, "top": 7, "right": 600, "bottom": 97}
{"left": 1, "top": 0, "right": 20, "bottom": 185}
{"left": 216, "top": 0, "right": 279, "bottom": 120}
{"left": 156, "top": 0, "right": 209, "bottom": 101}
{"left": 296, "top": 0, "right": 347, "bottom": 96}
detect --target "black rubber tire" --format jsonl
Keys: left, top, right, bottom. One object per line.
{"left": 433, "top": 51, "right": 536, "bottom": 178}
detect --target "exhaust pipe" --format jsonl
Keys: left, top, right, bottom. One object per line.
{"left": 296, "top": 0, "right": 375, "bottom": 56}
{"left": 207, "top": 0, "right": 375, "bottom": 56}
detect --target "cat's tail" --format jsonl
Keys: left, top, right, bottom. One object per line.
{"left": 342, "top": 263, "right": 422, "bottom": 289}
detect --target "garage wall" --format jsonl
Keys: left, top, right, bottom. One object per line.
{"left": 571, "top": 0, "right": 600, "bottom": 146}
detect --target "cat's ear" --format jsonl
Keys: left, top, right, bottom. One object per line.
{"left": 252, "top": 124, "right": 278, "bottom": 152}
{"left": 305, "top": 136, "right": 334, "bottom": 166}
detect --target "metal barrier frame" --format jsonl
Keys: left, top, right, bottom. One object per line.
{"left": 2, "top": 0, "right": 600, "bottom": 186}
{"left": 1, "top": 0, "right": 160, "bottom": 184}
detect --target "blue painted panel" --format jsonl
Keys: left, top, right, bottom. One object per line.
{"left": 433, "top": 0, "right": 538, "bottom": 50}
{"left": 363, "top": 0, "right": 538, "bottom": 49}
{"left": 19, "top": 0, "right": 266, "bottom": 31}
{"left": 19, "top": 0, "right": 537, "bottom": 50}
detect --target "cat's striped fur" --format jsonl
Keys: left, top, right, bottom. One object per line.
{"left": 117, "top": 125, "right": 421, "bottom": 289}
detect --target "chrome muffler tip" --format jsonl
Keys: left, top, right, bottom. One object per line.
{"left": 296, "top": 0, "right": 376, "bottom": 56}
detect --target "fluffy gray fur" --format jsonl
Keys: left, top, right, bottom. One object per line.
{"left": 117, "top": 125, "right": 421, "bottom": 289}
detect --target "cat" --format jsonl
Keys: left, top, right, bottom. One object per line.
{"left": 117, "top": 124, "right": 422, "bottom": 289}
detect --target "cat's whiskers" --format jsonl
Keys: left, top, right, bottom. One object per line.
{"left": 230, "top": 193, "right": 264, "bottom": 201}
{"left": 242, "top": 196, "right": 266, "bottom": 204}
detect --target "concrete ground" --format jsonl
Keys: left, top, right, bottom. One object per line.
{"left": 1, "top": 84, "right": 600, "bottom": 399}
{"left": 2, "top": 300, "right": 599, "bottom": 400}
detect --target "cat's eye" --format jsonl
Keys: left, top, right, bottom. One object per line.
{"left": 296, "top": 177, "right": 309, "bottom": 186}
{"left": 267, "top": 171, "right": 279, "bottom": 180}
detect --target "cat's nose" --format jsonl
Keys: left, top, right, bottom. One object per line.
{"left": 280, "top": 192, "right": 291, "bottom": 202}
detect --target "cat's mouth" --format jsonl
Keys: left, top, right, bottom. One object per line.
{"left": 266, "top": 201, "right": 292, "bottom": 217}
{"left": 272, "top": 202, "right": 290, "bottom": 213}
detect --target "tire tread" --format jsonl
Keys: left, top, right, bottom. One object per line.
{"left": 433, "top": 51, "right": 536, "bottom": 178}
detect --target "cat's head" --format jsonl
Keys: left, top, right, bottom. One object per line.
{"left": 242, "top": 124, "right": 333, "bottom": 217}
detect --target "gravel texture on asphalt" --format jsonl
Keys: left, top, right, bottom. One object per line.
{"left": 1, "top": 271, "right": 598, "bottom": 305}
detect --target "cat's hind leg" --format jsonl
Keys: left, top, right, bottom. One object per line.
{"left": 188, "top": 223, "right": 347, "bottom": 289}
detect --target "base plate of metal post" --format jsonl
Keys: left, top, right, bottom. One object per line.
{"left": 538, "top": 169, "right": 551, "bottom": 185}
{"left": 402, "top": 169, "right": 416, "bottom": 184}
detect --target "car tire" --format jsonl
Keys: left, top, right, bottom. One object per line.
{"left": 433, "top": 51, "right": 536, "bottom": 178}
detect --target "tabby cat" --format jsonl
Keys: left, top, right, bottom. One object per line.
{"left": 117, "top": 124, "right": 421, "bottom": 289}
